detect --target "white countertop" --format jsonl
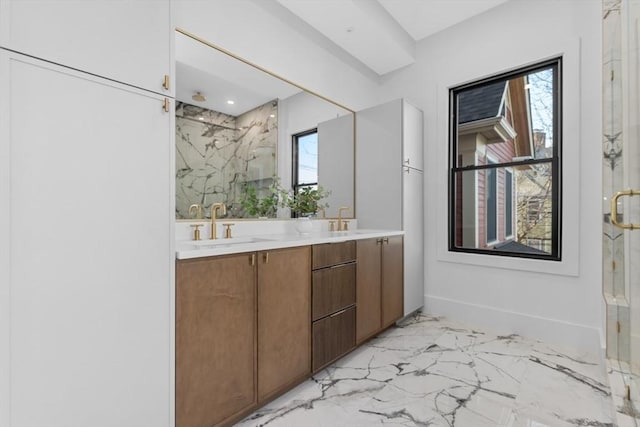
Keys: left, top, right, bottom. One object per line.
{"left": 175, "top": 229, "right": 404, "bottom": 260}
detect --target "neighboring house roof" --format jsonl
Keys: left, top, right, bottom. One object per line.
{"left": 458, "top": 81, "right": 506, "bottom": 123}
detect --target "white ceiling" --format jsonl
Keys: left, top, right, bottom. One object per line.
{"left": 175, "top": 0, "right": 512, "bottom": 112}
{"left": 175, "top": 31, "right": 300, "bottom": 115}
{"left": 277, "top": 0, "right": 510, "bottom": 75}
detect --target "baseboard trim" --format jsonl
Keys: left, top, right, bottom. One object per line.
{"left": 424, "top": 294, "right": 602, "bottom": 355}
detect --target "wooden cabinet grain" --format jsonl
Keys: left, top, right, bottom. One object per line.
{"left": 258, "top": 247, "right": 311, "bottom": 402}
{"left": 311, "top": 242, "right": 356, "bottom": 372}
{"left": 312, "top": 306, "right": 356, "bottom": 370}
{"left": 176, "top": 253, "right": 257, "bottom": 427}
{"left": 356, "top": 236, "right": 404, "bottom": 344}
{"left": 176, "top": 246, "right": 311, "bottom": 427}
{"left": 382, "top": 236, "right": 404, "bottom": 328}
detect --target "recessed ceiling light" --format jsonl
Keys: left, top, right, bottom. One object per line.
{"left": 270, "top": 114, "right": 275, "bottom": 118}
{"left": 198, "top": 117, "right": 205, "bottom": 121}
{"left": 227, "top": 100, "right": 235, "bottom": 105}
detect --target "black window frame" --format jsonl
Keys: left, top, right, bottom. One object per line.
{"left": 292, "top": 128, "right": 318, "bottom": 216}
{"left": 448, "top": 57, "right": 562, "bottom": 261}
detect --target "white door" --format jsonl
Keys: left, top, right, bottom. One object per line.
{"left": 0, "top": 51, "right": 173, "bottom": 427}
{"left": 403, "top": 166, "right": 424, "bottom": 315}
{"left": 402, "top": 100, "right": 424, "bottom": 171}
{"left": 0, "top": 0, "right": 172, "bottom": 95}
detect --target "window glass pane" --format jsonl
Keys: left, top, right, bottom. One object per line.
{"left": 297, "top": 132, "right": 318, "bottom": 184}
{"left": 486, "top": 166, "right": 497, "bottom": 243}
{"left": 452, "top": 163, "right": 553, "bottom": 256}
{"left": 505, "top": 170, "right": 513, "bottom": 237}
{"left": 455, "top": 67, "right": 555, "bottom": 166}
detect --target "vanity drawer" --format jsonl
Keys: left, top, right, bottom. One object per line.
{"left": 312, "top": 262, "right": 356, "bottom": 321}
{"left": 312, "top": 305, "right": 355, "bottom": 372}
{"left": 312, "top": 241, "right": 356, "bottom": 270}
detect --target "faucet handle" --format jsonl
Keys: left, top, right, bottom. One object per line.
{"left": 342, "top": 220, "right": 350, "bottom": 231}
{"left": 328, "top": 220, "right": 336, "bottom": 232}
{"left": 223, "top": 223, "right": 234, "bottom": 239}
{"left": 190, "top": 223, "right": 204, "bottom": 241}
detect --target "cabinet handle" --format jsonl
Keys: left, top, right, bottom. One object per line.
{"left": 330, "top": 307, "right": 349, "bottom": 318}
{"left": 250, "top": 254, "right": 255, "bottom": 266}
{"left": 163, "top": 74, "right": 170, "bottom": 91}
{"left": 376, "top": 238, "right": 383, "bottom": 245}
{"left": 263, "top": 252, "right": 269, "bottom": 264}
{"left": 404, "top": 158, "right": 410, "bottom": 165}
{"left": 162, "top": 98, "right": 170, "bottom": 112}
{"left": 383, "top": 237, "right": 389, "bottom": 244}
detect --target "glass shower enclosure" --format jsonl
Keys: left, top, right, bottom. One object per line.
{"left": 603, "top": 0, "right": 640, "bottom": 421}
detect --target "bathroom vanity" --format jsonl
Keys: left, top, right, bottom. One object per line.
{"left": 175, "top": 229, "right": 404, "bottom": 427}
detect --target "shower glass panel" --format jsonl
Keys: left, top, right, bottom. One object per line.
{"left": 603, "top": 0, "right": 640, "bottom": 419}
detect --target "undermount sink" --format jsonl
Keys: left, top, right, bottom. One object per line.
{"left": 189, "top": 236, "right": 275, "bottom": 248}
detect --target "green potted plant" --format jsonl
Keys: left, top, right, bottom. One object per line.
{"left": 286, "top": 186, "right": 330, "bottom": 234}
{"left": 287, "top": 186, "right": 330, "bottom": 217}
{"left": 240, "top": 178, "right": 286, "bottom": 218}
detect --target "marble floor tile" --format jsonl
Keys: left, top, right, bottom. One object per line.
{"left": 238, "top": 314, "right": 617, "bottom": 427}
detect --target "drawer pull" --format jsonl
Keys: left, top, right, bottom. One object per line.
{"left": 250, "top": 254, "right": 255, "bottom": 266}
{"left": 330, "top": 307, "right": 350, "bottom": 318}
{"left": 263, "top": 252, "right": 269, "bottom": 264}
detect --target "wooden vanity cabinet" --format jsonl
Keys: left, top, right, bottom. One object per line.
{"left": 176, "top": 246, "right": 311, "bottom": 427}
{"left": 176, "top": 253, "right": 257, "bottom": 427}
{"left": 257, "top": 246, "right": 311, "bottom": 403}
{"left": 311, "top": 242, "right": 357, "bottom": 372}
{"left": 356, "top": 236, "right": 404, "bottom": 344}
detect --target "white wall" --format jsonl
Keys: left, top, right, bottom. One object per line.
{"left": 378, "top": 0, "right": 604, "bottom": 353}
{"left": 173, "top": 0, "right": 380, "bottom": 111}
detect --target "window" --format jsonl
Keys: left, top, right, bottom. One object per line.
{"left": 292, "top": 129, "right": 318, "bottom": 215}
{"left": 449, "top": 58, "right": 561, "bottom": 260}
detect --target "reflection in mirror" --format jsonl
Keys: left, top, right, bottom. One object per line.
{"left": 449, "top": 58, "right": 561, "bottom": 259}
{"left": 175, "top": 29, "right": 354, "bottom": 220}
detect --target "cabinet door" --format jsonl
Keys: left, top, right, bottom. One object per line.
{"left": 403, "top": 168, "right": 424, "bottom": 315}
{"left": 356, "top": 238, "right": 382, "bottom": 343}
{"left": 176, "top": 254, "right": 257, "bottom": 427}
{"left": 382, "top": 236, "right": 404, "bottom": 328}
{"left": 355, "top": 99, "right": 403, "bottom": 229}
{"left": 0, "top": 0, "right": 172, "bottom": 94}
{"left": 1, "top": 51, "right": 172, "bottom": 427}
{"left": 258, "top": 246, "right": 311, "bottom": 402}
{"left": 402, "top": 100, "right": 424, "bottom": 171}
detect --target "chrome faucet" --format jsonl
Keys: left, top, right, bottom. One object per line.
{"left": 210, "top": 203, "right": 226, "bottom": 240}
{"left": 337, "top": 206, "right": 351, "bottom": 231}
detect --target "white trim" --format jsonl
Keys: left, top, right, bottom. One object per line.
{"left": 0, "top": 48, "right": 12, "bottom": 427}
{"left": 425, "top": 294, "right": 603, "bottom": 355}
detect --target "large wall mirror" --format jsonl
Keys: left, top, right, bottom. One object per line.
{"left": 175, "top": 29, "right": 355, "bottom": 220}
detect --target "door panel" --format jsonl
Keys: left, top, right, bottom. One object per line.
{"left": 356, "top": 239, "right": 381, "bottom": 343}
{"left": 2, "top": 51, "right": 172, "bottom": 427}
{"left": 258, "top": 246, "right": 311, "bottom": 402}
{"left": 176, "top": 255, "right": 257, "bottom": 427}
{"left": 382, "top": 236, "right": 404, "bottom": 328}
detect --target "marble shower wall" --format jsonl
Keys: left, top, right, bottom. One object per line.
{"left": 175, "top": 101, "right": 277, "bottom": 219}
